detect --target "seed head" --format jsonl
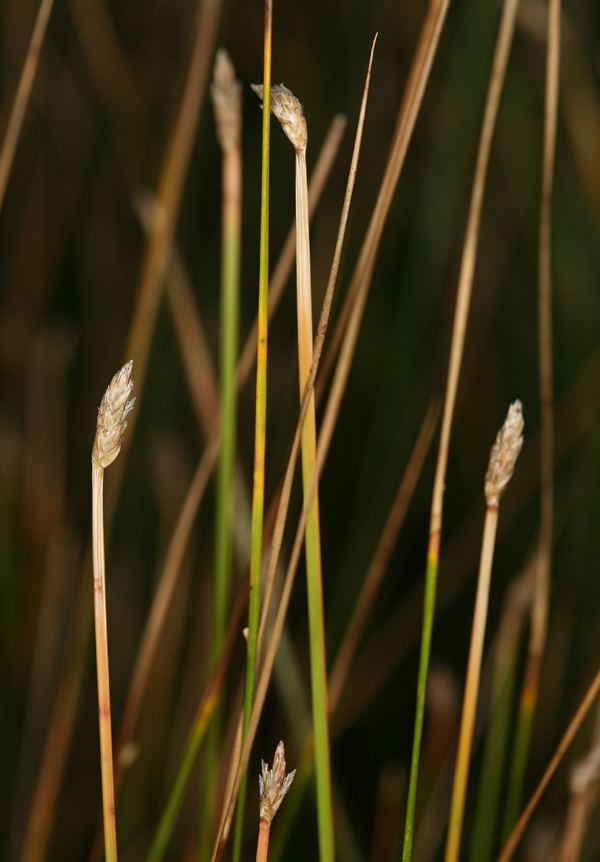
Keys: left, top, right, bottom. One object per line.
{"left": 92, "top": 361, "right": 135, "bottom": 469}
{"left": 211, "top": 49, "right": 242, "bottom": 152}
{"left": 485, "top": 400, "right": 524, "bottom": 509}
{"left": 258, "top": 741, "right": 296, "bottom": 823}
{"left": 251, "top": 84, "right": 307, "bottom": 152}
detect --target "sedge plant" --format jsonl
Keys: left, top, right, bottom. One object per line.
{"left": 444, "top": 401, "right": 524, "bottom": 862}
{"left": 91, "top": 361, "right": 135, "bottom": 862}
{"left": 251, "top": 82, "right": 334, "bottom": 862}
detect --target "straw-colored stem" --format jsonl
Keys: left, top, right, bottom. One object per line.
{"left": 232, "top": 6, "right": 273, "bottom": 861}
{"left": 295, "top": 141, "right": 334, "bottom": 862}
{"left": 91, "top": 462, "right": 118, "bottom": 862}
{"left": 469, "top": 567, "right": 534, "bottom": 862}
{"left": 502, "top": 0, "right": 560, "bottom": 832}
{"left": 401, "top": 0, "right": 520, "bottom": 855}
{"left": 256, "top": 821, "right": 271, "bottom": 862}
{"left": 497, "top": 665, "right": 600, "bottom": 862}
{"left": 0, "top": 0, "right": 55, "bottom": 214}
{"left": 444, "top": 507, "right": 498, "bottom": 862}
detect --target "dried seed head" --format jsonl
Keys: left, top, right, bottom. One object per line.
{"left": 251, "top": 84, "right": 307, "bottom": 152}
{"left": 258, "top": 741, "right": 296, "bottom": 823}
{"left": 211, "top": 48, "right": 242, "bottom": 152}
{"left": 92, "top": 361, "right": 135, "bottom": 469}
{"left": 484, "top": 400, "right": 524, "bottom": 509}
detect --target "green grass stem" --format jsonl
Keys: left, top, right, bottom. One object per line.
{"left": 232, "top": 6, "right": 273, "bottom": 861}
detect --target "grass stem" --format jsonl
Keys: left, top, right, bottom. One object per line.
{"left": 91, "top": 362, "right": 135, "bottom": 862}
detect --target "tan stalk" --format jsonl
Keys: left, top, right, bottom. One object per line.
{"left": 91, "top": 362, "right": 135, "bottom": 862}
{"left": 444, "top": 403, "right": 524, "bottom": 862}
{"left": 0, "top": 0, "right": 56, "bottom": 214}
{"left": 256, "top": 743, "right": 296, "bottom": 862}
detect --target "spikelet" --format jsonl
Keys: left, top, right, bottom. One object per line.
{"left": 484, "top": 400, "right": 524, "bottom": 509}
{"left": 251, "top": 84, "right": 307, "bottom": 152}
{"left": 258, "top": 741, "right": 296, "bottom": 824}
{"left": 211, "top": 49, "right": 242, "bottom": 152}
{"left": 92, "top": 361, "right": 135, "bottom": 469}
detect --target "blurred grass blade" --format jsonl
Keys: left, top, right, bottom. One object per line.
{"left": 0, "top": 0, "right": 56, "bottom": 214}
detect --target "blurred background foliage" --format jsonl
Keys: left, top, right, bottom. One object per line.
{"left": 2, "top": 0, "right": 600, "bottom": 859}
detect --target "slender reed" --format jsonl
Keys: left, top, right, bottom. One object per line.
{"left": 256, "top": 743, "right": 295, "bottom": 862}
{"left": 0, "top": 0, "right": 56, "bottom": 214}
{"left": 444, "top": 403, "right": 524, "bottom": 862}
{"left": 497, "top": 662, "right": 600, "bottom": 862}
{"left": 469, "top": 563, "right": 535, "bottom": 862}
{"left": 401, "top": 0, "right": 522, "bottom": 855}
{"left": 91, "top": 362, "right": 135, "bottom": 862}
{"left": 232, "top": 5, "right": 273, "bottom": 861}
{"left": 252, "top": 82, "right": 333, "bottom": 862}
{"left": 502, "top": 0, "right": 561, "bottom": 832}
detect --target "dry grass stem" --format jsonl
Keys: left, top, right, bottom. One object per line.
{"left": 91, "top": 362, "right": 135, "bottom": 862}
{"left": 444, "top": 403, "right": 523, "bottom": 862}
{"left": 0, "top": 0, "right": 56, "bottom": 214}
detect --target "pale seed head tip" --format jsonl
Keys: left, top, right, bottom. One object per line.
{"left": 93, "top": 361, "right": 135, "bottom": 469}
{"left": 484, "top": 400, "right": 524, "bottom": 508}
{"left": 211, "top": 48, "right": 242, "bottom": 151}
{"left": 252, "top": 83, "right": 307, "bottom": 151}
{"left": 258, "top": 741, "right": 295, "bottom": 823}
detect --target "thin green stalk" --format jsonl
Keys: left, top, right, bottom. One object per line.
{"left": 232, "top": 5, "right": 273, "bottom": 861}
{"left": 468, "top": 567, "right": 533, "bottom": 862}
{"left": 401, "top": 0, "right": 521, "bottom": 855}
